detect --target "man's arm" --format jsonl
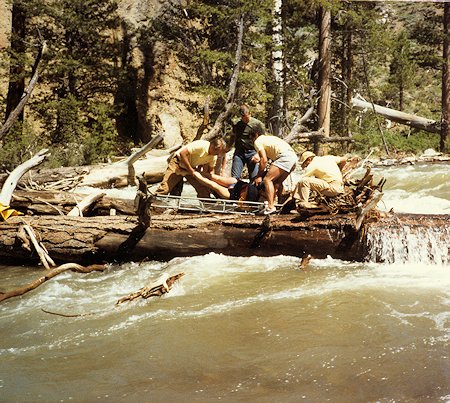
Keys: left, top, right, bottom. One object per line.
{"left": 253, "top": 149, "right": 267, "bottom": 184}
{"left": 178, "top": 147, "right": 196, "bottom": 175}
{"left": 336, "top": 156, "right": 347, "bottom": 171}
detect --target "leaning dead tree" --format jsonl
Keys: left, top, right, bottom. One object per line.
{"left": 0, "top": 149, "right": 50, "bottom": 206}
{"left": 0, "top": 41, "right": 47, "bottom": 140}
{"left": 204, "top": 15, "right": 244, "bottom": 141}
{"left": 352, "top": 96, "right": 441, "bottom": 134}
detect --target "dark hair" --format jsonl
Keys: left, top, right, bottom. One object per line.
{"left": 210, "top": 137, "right": 226, "bottom": 150}
{"left": 239, "top": 104, "right": 250, "bottom": 116}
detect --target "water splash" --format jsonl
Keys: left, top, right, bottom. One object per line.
{"left": 366, "top": 225, "right": 449, "bottom": 265}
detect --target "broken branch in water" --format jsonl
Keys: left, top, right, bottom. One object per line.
{"left": 299, "top": 254, "right": 313, "bottom": 270}
{"left": 0, "top": 263, "right": 106, "bottom": 303}
{"left": 116, "top": 272, "right": 185, "bottom": 304}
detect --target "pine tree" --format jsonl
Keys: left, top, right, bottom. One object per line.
{"left": 33, "top": 0, "right": 122, "bottom": 164}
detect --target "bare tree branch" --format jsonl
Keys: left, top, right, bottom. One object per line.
{"left": 0, "top": 41, "right": 47, "bottom": 140}
{"left": 204, "top": 16, "right": 244, "bottom": 140}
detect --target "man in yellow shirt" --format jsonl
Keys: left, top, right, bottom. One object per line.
{"left": 156, "top": 137, "right": 226, "bottom": 198}
{"left": 294, "top": 150, "right": 347, "bottom": 209}
{"left": 252, "top": 134, "right": 297, "bottom": 214}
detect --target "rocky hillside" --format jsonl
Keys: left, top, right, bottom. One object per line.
{"left": 0, "top": 0, "right": 204, "bottom": 148}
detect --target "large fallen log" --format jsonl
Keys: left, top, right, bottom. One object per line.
{"left": 0, "top": 212, "right": 447, "bottom": 265}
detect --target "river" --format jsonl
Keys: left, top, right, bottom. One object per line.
{"left": 0, "top": 163, "right": 449, "bottom": 402}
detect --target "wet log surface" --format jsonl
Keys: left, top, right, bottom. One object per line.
{"left": 1, "top": 211, "right": 448, "bottom": 265}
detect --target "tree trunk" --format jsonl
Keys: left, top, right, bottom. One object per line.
{"left": 269, "top": 0, "right": 284, "bottom": 137}
{"left": 441, "top": 2, "right": 450, "bottom": 153}
{"left": 10, "top": 189, "right": 135, "bottom": 216}
{"left": 317, "top": 7, "right": 332, "bottom": 154}
{"left": 1, "top": 41, "right": 47, "bottom": 141}
{"left": 0, "top": 150, "right": 171, "bottom": 190}
{"left": 5, "top": 1, "right": 26, "bottom": 124}
{"left": 344, "top": 29, "right": 353, "bottom": 137}
{"left": 352, "top": 97, "right": 441, "bottom": 134}
{"left": 0, "top": 149, "right": 50, "bottom": 206}
{"left": 0, "top": 213, "right": 448, "bottom": 265}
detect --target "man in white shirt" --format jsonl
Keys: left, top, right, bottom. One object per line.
{"left": 294, "top": 151, "right": 347, "bottom": 209}
{"left": 156, "top": 137, "right": 226, "bottom": 198}
{"left": 252, "top": 134, "right": 297, "bottom": 214}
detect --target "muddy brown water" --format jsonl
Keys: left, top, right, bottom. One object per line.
{"left": 0, "top": 163, "right": 448, "bottom": 402}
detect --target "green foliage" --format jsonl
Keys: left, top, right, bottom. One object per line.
{"left": 1, "top": 0, "right": 448, "bottom": 171}
{"left": 1, "top": 0, "right": 124, "bottom": 169}
{"left": 152, "top": 0, "right": 273, "bottom": 118}
{"left": 0, "top": 121, "right": 44, "bottom": 172}
{"left": 350, "top": 113, "right": 440, "bottom": 157}
{"left": 83, "top": 103, "right": 119, "bottom": 165}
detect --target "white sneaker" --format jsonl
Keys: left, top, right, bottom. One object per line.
{"left": 263, "top": 207, "right": 276, "bottom": 215}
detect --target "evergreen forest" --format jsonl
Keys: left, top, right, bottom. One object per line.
{"left": 1, "top": 0, "right": 449, "bottom": 171}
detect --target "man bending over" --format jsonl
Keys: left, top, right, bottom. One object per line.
{"left": 294, "top": 151, "right": 347, "bottom": 209}
{"left": 156, "top": 137, "right": 226, "bottom": 198}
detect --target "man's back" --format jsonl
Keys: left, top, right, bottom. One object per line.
{"left": 304, "top": 155, "right": 343, "bottom": 183}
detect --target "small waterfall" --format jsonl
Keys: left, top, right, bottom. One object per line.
{"left": 366, "top": 225, "right": 449, "bottom": 265}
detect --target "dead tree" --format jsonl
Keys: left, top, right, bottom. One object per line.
{"left": 317, "top": 7, "right": 332, "bottom": 154}
{"left": 204, "top": 16, "right": 244, "bottom": 141}
{"left": 352, "top": 96, "right": 440, "bottom": 134}
{"left": 0, "top": 149, "right": 50, "bottom": 207}
{"left": 0, "top": 41, "right": 47, "bottom": 140}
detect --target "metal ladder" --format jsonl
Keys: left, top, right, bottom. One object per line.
{"left": 152, "top": 195, "right": 281, "bottom": 215}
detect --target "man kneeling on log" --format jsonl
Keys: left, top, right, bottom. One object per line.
{"left": 156, "top": 137, "right": 226, "bottom": 198}
{"left": 293, "top": 151, "right": 347, "bottom": 210}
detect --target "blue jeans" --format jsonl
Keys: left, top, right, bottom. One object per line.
{"left": 231, "top": 150, "right": 259, "bottom": 180}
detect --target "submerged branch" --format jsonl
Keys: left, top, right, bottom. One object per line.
{"left": 0, "top": 263, "right": 106, "bottom": 303}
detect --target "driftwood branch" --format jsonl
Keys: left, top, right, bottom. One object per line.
{"left": 355, "top": 190, "right": 384, "bottom": 230}
{"left": 116, "top": 272, "right": 185, "bottom": 304}
{"left": 67, "top": 191, "right": 106, "bottom": 217}
{"left": 0, "top": 41, "right": 47, "bottom": 140}
{"left": 204, "top": 16, "right": 244, "bottom": 140}
{"left": 0, "top": 149, "right": 50, "bottom": 206}
{"left": 0, "top": 263, "right": 106, "bottom": 303}
{"left": 122, "top": 134, "right": 164, "bottom": 186}
{"left": 21, "top": 223, "right": 56, "bottom": 269}
{"left": 299, "top": 254, "right": 312, "bottom": 270}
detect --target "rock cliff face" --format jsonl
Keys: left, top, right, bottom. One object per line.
{"left": 116, "top": 0, "right": 197, "bottom": 146}
{"left": 0, "top": 0, "right": 202, "bottom": 146}
{"left": 0, "top": 2, "right": 11, "bottom": 97}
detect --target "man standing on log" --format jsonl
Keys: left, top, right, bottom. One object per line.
{"left": 251, "top": 133, "right": 297, "bottom": 214}
{"left": 228, "top": 104, "right": 265, "bottom": 180}
{"left": 156, "top": 137, "right": 226, "bottom": 198}
{"left": 293, "top": 151, "right": 347, "bottom": 209}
